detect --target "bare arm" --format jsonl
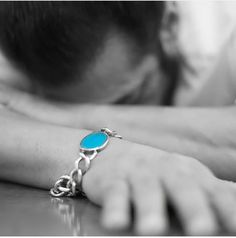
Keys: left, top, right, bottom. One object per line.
{"left": 91, "top": 105, "right": 236, "bottom": 181}
{"left": 3, "top": 88, "right": 236, "bottom": 181}
{"left": 2, "top": 104, "right": 236, "bottom": 234}
{"left": 1, "top": 85, "right": 236, "bottom": 180}
{"left": 0, "top": 107, "right": 90, "bottom": 188}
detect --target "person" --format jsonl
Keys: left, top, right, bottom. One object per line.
{"left": 0, "top": 1, "right": 236, "bottom": 235}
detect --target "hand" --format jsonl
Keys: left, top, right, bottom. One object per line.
{"left": 0, "top": 84, "right": 89, "bottom": 127}
{"left": 82, "top": 138, "right": 236, "bottom": 235}
{"left": 0, "top": 85, "right": 128, "bottom": 133}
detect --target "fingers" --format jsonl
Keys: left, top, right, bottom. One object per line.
{"left": 0, "top": 85, "right": 30, "bottom": 108}
{"left": 164, "top": 177, "right": 218, "bottom": 235}
{"left": 209, "top": 182, "right": 236, "bottom": 233}
{"left": 101, "top": 180, "right": 130, "bottom": 230}
{"left": 131, "top": 174, "right": 168, "bottom": 235}
{"left": 0, "top": 85, "right": 70, "bottom": 125}
{"left": 0, "top": 85, "right": 43, "bottom": 116}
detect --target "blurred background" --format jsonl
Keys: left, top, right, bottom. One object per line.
{"left": 162, "top": 1, "right": 236, "bottom": 106}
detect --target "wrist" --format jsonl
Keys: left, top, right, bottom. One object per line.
{"left": 0, "top": 110, "right": 91, "bottom": 190}
{"left": 51, "top": 128, "right": 123, "bottom": 197}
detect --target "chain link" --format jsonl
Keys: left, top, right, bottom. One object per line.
{"left": 50, "top": 153, "right": 92, "bottom": 197}
{"left": 50, "top": 128, "right": 122, "bottom": 197}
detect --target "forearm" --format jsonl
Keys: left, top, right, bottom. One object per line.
{"left": 2, "top": 85, "right": 236, "bottom": 181}
{"left": 0, "top": 107, "right": 90, "bottom": 189}
{"left": 92, "top": 105, "right": 236, "bottom": 181}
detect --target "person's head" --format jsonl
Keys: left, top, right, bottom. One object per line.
{"left": 0, "top": 1, "right": 165, "bottom": 104}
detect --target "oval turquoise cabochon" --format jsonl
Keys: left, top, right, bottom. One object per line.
{"left": 80, "top": 132, "right": 108, "bottom": 150}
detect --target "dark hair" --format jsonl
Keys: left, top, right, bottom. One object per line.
{"left": 0, "top": 1, "right": 164, "bottom": 88}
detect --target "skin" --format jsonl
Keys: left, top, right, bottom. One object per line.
{"left": 1, "top": 30, "right": 236, "bottom": 235}
{"left": 1, "top": 107, "right": 236, "bottom": 235}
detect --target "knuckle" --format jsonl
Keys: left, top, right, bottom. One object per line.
{"left": 130, "top": 168, "right": 154, "bottom": 184}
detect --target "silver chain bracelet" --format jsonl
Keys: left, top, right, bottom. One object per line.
{"left": 50, "top": 128, "right": 122, "bottom": 197}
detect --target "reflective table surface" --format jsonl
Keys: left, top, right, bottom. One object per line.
{"left": 0, "top": 181, "right": 230, "bottom": 236}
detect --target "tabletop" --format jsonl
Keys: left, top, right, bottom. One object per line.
{"left": 0, "top": 181, "right": 231, "bottom": 236}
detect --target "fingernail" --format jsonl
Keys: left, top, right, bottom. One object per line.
{"left": 187, "top": 219, "right": 217, "bottom": 235}
{"left": 136, "top": 215, "right": 167, "bottom": 235}
{"left": 102, "top": 213, "right": 129, "bottom": 230}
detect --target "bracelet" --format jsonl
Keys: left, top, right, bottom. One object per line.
{"left": 50, "top": 128, "right": 122, "bottom": 197}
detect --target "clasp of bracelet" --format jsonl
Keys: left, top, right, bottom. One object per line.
{"left": 101, "top": 127, "right": 122, "bottom": 139}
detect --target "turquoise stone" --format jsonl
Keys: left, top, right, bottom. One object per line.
{"left": 80, "top": 132, "right": 108, "bottom": 150}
